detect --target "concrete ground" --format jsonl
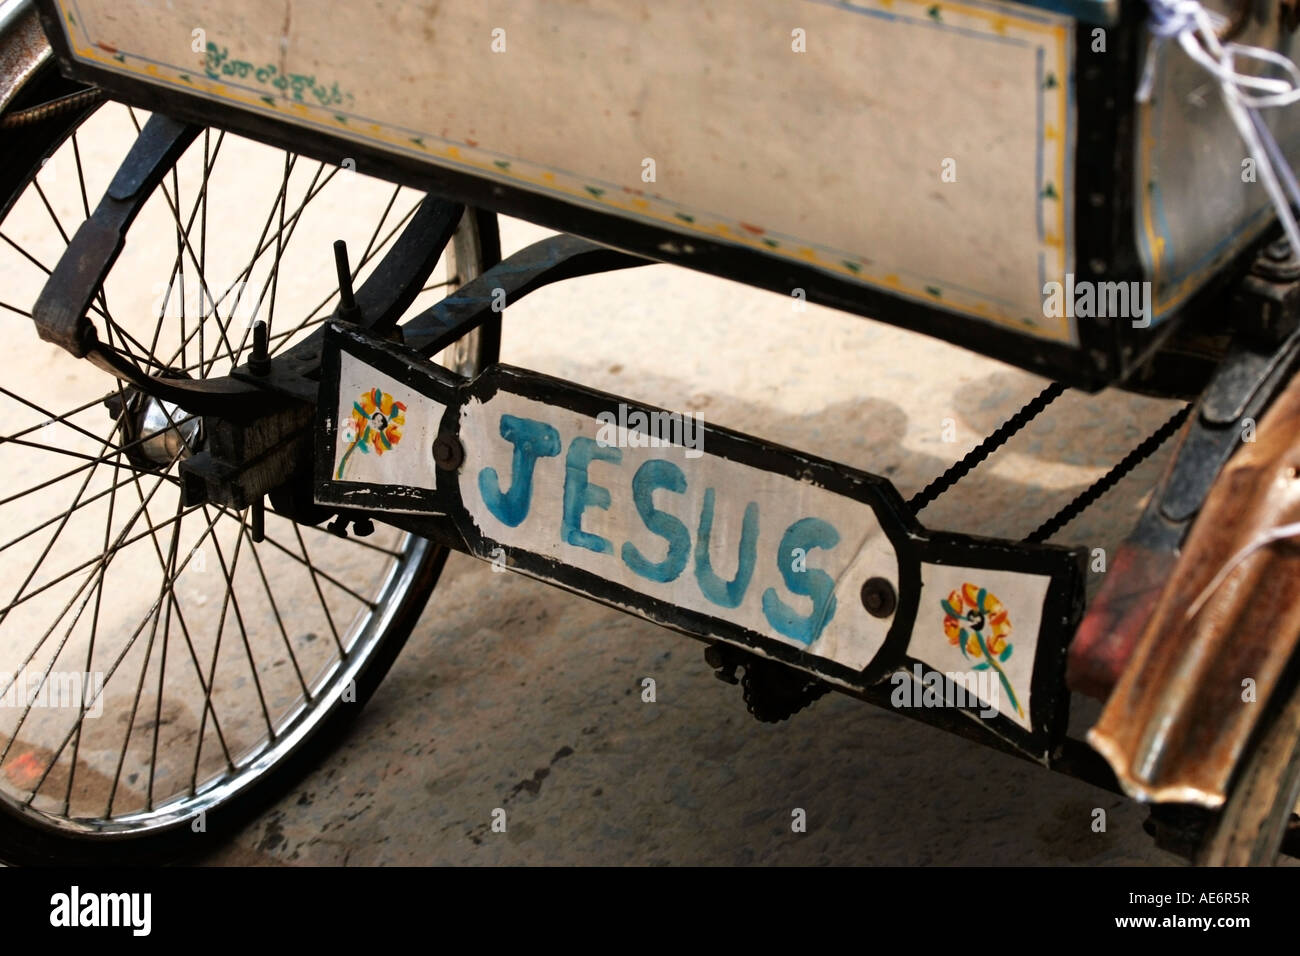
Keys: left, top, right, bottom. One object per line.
{"left": 201, "top": 216, "right": 1189, "bottom": 866}
{"left": 0, "top": 106, "right": 1201, "bottom": 865}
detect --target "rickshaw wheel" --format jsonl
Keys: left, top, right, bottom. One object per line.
{"left": 1195, "top": 667, "right": 1300, "bottom": 866}
{"left": 0, "top": 59, "right": 497, "bottom": 863}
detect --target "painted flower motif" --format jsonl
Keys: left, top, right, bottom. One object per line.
{"left": 941, "top": 582, "right": 1022, "bottom": 717}
{"left": 336, "top": 387, "right": 406, "bottom": 479}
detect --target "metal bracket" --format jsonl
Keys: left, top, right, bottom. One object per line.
{"left": 183, "top": 235, "right": 649, "bottom": 510}
{"left": 1069, "top": 250, "right": 1300, "bottom": 699}
{"left": 314, "top": 321, "right": 1087, "bottom": 762}
{"left": 28, "top": 108, "right": 467, "bottom": 418}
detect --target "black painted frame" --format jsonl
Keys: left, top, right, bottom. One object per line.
{"left": 316, "top": 323, "right": 1085, "bottom": 760}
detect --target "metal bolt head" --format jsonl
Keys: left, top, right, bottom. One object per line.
{"left": 249, "top": 320, "right": 271, "bottom": 376}
{"left": 432, "top": 432, "right": 465, "bottom": 471}
{"left": 860, "top": 577, "right": 897, "bottom": 618}
{"left": 1266, "top": 238, "right": 1294, "bottom": 262}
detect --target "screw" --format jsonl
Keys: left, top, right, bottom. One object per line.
{"left": 704, "top": 644, "right": 740, "bottom": 685}
{"left": 432, "top": 432, "right": 464, "bottom": 471}
{"left": 1266, "top": 238, "right": 1293, "bottom": 262}
{"left": 250, "top": 497, "right": 265, "bottom": 543}
{"left": 249, "top": 320, "right": 271, "bottom": 376}
{"left": 334, "top": 239, "right": 363, "bottom": 324}
{"left": 860, "top": 577, "right": 897, "bottom": 618}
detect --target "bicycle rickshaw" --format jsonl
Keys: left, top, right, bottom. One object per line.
{"left": 0, "top": 0, "right": 1298, "bottom": 864}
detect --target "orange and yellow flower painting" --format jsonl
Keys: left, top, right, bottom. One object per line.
{"left": 336, "top": 387, "right": 406, "bottom": 480}
{"left": 941, "top": 582, "right": 1022, "bottom": 718}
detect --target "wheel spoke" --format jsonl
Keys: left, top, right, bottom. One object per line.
{"left": 23, "top": 500, "right": 222, "bottom": 801}
{"left": 225, "top": 161, "right": 335, "bottom": 368}
{"left": 104, "top": 511, "right": 173, "bottom": 818}
{"left": 63, "top": 424, "right": 124, "bottom": 813}
{"left": 70, "top": 130, "right": 92, "bottom": 220}
{"left": 231, "top": 516, "right": 381, "bottom": 614}
{"left": 145, "top": 497, "right": 183, "bottom": 811}
{"left": 0, "top": 385, "right": 114, "bottom": 448}
{"left": 0, "top": 411, "right": 193, "bottom": 510}
{"left": 0, "top": 430, "right": 184, "bottom": 467}
{"left": 0, "top": 467, "right": 172, "bottom": 557}
{"left": 0, "top": 443, "right": 183, "bottom": 767}
{"left": 0, "top": 231, "right": 120, "bottom": 331}
{"left": 146, "top": 130, "right": 225, "bottom": 368}
{"left": 0, "top": 465, "right": 189, "bottom": 621}
{"left": 264, "top": 152, "right": 291, "bottom": 342}
{"left": 208, "top": 156, "right": 304, "bottom": 373}
{"left": 291, "top": 523, "right": 345, "bottom": 656}
{"left": 120, "top": 464, "right": 233, "bottom": 776}
{"left": 0, "top": 95, "right": 444, "bottom": 834}
{"left": 0, "top": 415, "right": 125, "bottom": 635}
{"left": 242, "top": 520, "right": 310, "bottom": 701}
{"left": 31, "top": 176, "right": 71, "bottom": 245}
{"left": 266, "top": 198, "right": 422, "bottom": 352}
{"left": 0, "top": 390, "right": 113, "bottom": 444}
{"left": 200, "top": 506, "right": 274, "bottom": 739}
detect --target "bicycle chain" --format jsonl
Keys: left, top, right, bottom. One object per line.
{"left": 910, "top": 382, "right": 1190, "bottom": 543}
{"left": 740, "top": 662, "right": 831, "bottom": 723}
{"left": 706, "top": 644, "right": 831, "bottom": 723}
{"left": 722, "top": 385, "right": 1188, "bottom": 724}
{"left": 0, "top": 88, "right": 104, "bottom": 129}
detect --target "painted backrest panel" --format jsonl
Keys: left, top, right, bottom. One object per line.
{"left": 51, "top": 0, "right": 1078, "bottom": 344}
{"left": 1136, "top": 1, "right": 1300, "bottom": 324}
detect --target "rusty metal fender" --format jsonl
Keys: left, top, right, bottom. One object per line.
{"left": 1089, "top": 365, "right": 1300, "bottom": 807}
{"left": 0, "top": 1, "right": 49, "bottom": 116}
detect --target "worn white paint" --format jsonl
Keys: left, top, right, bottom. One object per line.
{"left": 459, "top": 390, "right": 900, "bottom": 670}
{"left": 908, "top": 562, "right": 1050, "bottom": 729}
{"left": 332, "top": 351, "right": 443, "bottom": 492}
{"left": 55, "top": 0, "right": 1075, "bottom": 342}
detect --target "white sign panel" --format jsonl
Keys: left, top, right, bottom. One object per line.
{"left": 458, "top": 391, "right": 900, "bottom": 671}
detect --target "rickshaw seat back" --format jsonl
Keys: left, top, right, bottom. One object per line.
{"left": 33, "top": 0, "right": 1298, "bottom": 388}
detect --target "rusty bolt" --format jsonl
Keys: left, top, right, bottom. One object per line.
{"left": 860, "top": 577, "right": 897, "bottom": 618}
{"left": 432, "top": 432, "right": 465, "bottom": 471}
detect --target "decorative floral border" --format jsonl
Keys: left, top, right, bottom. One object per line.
{"left": 57, "top": 0, "right": 1075, "bottom": 342}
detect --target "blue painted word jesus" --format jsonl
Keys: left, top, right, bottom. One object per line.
{"left": 476, "top": 413, "right": 840, "bottom": 645}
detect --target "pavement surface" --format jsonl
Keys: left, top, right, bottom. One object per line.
{"left": 204, "top": 217, "right": 1189, "bottom": 866}
{"left": 0, "top": 104, "right": 1206, "bottom": 866}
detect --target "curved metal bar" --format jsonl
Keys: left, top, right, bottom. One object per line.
{"left": 235, "top": 234, "right": 651, "bottom": 403}
{"left": 29, "top": 108, "right": 464, "bottom": 416}
{"left": 33, "top": 113, "right": 200, "bottom": 358}
{"left": 401, "top": 234, "right": 650, "bottom": 357}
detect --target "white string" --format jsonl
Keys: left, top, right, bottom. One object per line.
{"left": 1138, "top": 2, "right": 1300, "bottom": 620}
{"left": 1185, "top": 520, "right": 1300, "bottom": 619}
{"left": 1138, "top": 0, "right": 1300, "bottom": 253}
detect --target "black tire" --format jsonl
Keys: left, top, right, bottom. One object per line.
{"left": 0, "top": 59, "right": 497, "bottom": 863}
